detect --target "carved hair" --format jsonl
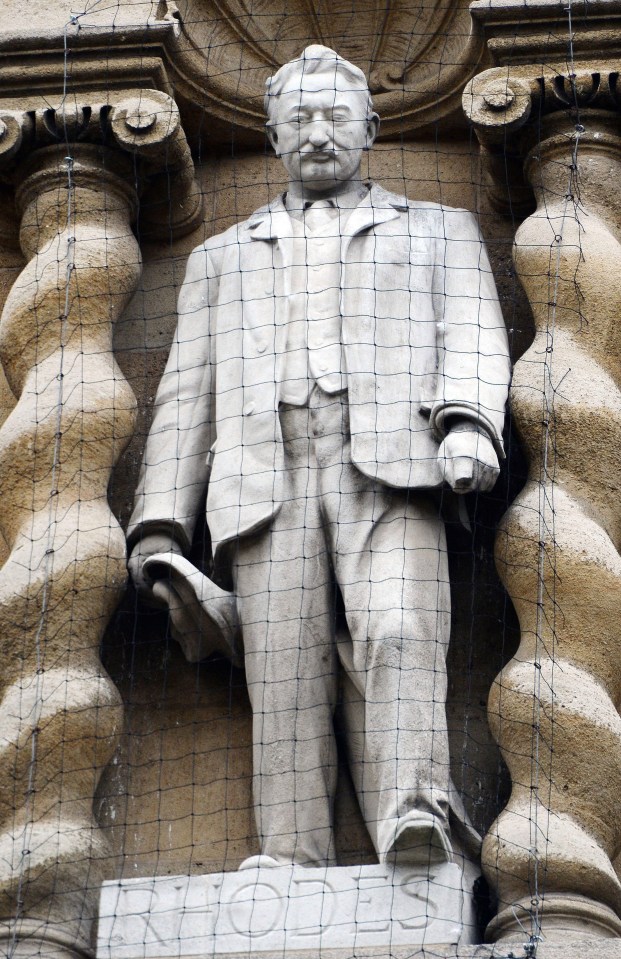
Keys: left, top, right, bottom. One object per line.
{"left": 264, "top": 45, "right": 373, "bottom": 122}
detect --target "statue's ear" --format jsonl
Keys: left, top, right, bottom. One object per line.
{"left": 266, "top": 124, "right": 280, "bottom": 155}
{"left": 365, "top": 113, "right": 380, "bottom": 150}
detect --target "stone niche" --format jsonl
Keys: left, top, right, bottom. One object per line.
{"left": 94, "top": 0, "right": 527, "bottom": 938}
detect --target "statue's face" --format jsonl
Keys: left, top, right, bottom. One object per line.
{"left": 268, "top": 69, "right": 378, "bottom": 195}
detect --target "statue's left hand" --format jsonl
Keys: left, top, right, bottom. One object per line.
{"left": 438, "top": 423, "right": 499, "bottom": 494}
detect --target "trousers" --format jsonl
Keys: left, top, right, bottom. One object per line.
{"left": 230, "top": 387, "right": 451, "bottom": 865}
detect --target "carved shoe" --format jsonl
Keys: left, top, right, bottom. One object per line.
{"left": 238, "top": 855, "right": 281, "bottom": 870}
{"left": 383, "top": 814, "right": 453, "bottom": 866}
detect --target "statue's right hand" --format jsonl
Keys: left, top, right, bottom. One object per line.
{"left": 128, "top": 534, "right": 184, "bottom": 603}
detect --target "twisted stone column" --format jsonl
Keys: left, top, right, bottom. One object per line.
{"left": 0, "top": 145, "right": 140, "bottom": 958}
{"left": 465, "top": 68, "right": 621, "bottom": 941}
{"left": 0, "top": 88, "right": 200, "bottom": 957}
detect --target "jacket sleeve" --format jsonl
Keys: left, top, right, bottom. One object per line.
{"left": 126, "top": 243, "right": 217, "bottom": 553}
{"left": 429, "top": 208, "right": 510, "bottom": 458}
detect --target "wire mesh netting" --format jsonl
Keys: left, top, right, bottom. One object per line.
{"left": 0, "top": 1, "right": 615, "bottom": 956}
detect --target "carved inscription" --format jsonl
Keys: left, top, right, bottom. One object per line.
{"left": 98, "top": 863, "right": 470, "bottom": 957}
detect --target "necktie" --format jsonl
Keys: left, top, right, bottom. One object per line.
{"left": 304, "top": 199, "right": 336, "bottom": 232}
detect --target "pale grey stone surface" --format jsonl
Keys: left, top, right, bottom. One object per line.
{"left": 97, "top": 863, "right": 476, "bottom": 958}
{"left": 127, "top": 45, "right": 510, "bottom": 871}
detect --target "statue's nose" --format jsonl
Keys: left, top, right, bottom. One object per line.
{"left": 308, "top": 122, "right": 331, "bottom": 147}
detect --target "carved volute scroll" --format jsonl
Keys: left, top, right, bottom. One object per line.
{"left": 464, "top": 58, "right": 621, "bottom": 942}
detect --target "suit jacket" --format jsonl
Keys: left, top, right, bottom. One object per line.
{"left": 128, "top": 184, "right": 510, "bottom": 559}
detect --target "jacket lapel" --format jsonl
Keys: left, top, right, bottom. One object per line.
{"left": 248, "top": 196, "right": 292, "bottom": 243}
{"left": 341, "top": 184, "right": 403, "bottom": 253}
{"left": 247, "top": 195, "right": 292, "bottom": 387}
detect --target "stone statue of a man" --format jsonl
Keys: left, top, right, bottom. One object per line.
{"left": 127, "top": 45, "right": 510, "bottom": 869}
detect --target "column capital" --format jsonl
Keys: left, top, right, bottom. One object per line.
{"left": 463, "top": 62, "right": 621, "bottom": 212}
{"left": 464, "top": 62, "right": 621, "bottom": 142}
{"left": 0, "top": 88, "right": 202, "bottom": 239}
{"left": 463, "top": 0, "right": 621, "bottom": 213}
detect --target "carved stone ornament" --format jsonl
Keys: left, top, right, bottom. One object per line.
{"left": 462, "top": 62, "right": 621, "bottom": 214}
{"left": 0, "top": 0, "right": 485, "bottom": 145}
{"left": 155, "top": 0, "right": 487, "bottom": 139}
{"left": 0, "top": 90, "right": 202, "bottom": 238}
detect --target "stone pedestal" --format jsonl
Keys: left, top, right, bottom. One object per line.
{"left": 97, "top": 863, "right": 478, "bottom": 959}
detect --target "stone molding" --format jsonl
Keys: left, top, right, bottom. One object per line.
{"left": 0, "top": 1, "right": 489, "bottom": 145}
{"left": 470, "top": 0, "right": 621, "bottom": 66}
{"left": 0, "top": 20, "right": 176, "bottom": 101}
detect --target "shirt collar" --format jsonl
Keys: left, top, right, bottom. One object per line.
{"left": 284, "top": 183, "right": 371, "bottom": 219}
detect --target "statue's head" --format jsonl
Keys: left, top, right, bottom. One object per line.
{"left": 265, "top": 45, "right": 379, "bottom": 197}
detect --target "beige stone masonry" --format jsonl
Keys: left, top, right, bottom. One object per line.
{"left": 0, "top": 91, "right": 200, "bottom": 959}
{"left": 464, "top": 3, "right": 621, "bottom": 943}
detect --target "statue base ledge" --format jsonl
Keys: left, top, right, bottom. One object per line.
{"left": 97, "top": 862, "right": 477, "bottom": 958}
